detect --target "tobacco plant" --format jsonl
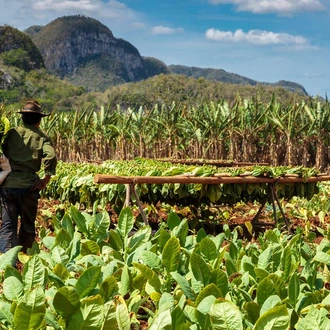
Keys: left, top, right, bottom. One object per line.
{"left": 0, "top": 206, "right": 329, "bottom": 329}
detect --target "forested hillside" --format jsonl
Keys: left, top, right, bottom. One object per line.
{"left": 0, "top": 16, "right": 313, "bottom": 111}
{"left": 169, "top": 65, "right": 308, "bottom": 96}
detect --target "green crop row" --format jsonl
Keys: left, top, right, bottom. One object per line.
{"left": 0, "top": 205, "right": 329, "bottom": 329}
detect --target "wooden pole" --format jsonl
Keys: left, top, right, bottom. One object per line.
{"left": 94, "top": 174, "right": 330, "bottom": 185}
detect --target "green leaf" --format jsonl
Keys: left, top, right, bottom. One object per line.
{"left": 158, "top": 228, "right": 171, "bottom": 252}
{"left": 120, "top": 265, "right": 131, "bottom": 296}
{"left": 141, "top": 251, "right": 162, "bottom": 272}
{"left": 260, "top": 295, "right": 281, "bottom": 316}
{"left": 158, "top": 292, "right": 174, "bottom": 314}
{"left": 209, "top": 298, "right": 243, "bottom": 330}
{"left": 253, "top": 304, "right": 290, "bottom": 330}
{"left": 80, "top": 295, "right": 104, "bottom": 329}
{"left": 101, "top": 301, "right": 117, "bottom": 330}
{"left": 13, "top": 286, "right": 46, "bottom": 330}
{"left": 197, "top": 294, "right": 217, "bottom": 314}
{"left": 184, "top": 305, "right": 198, "bottom": 324}
{"left": 117, "top": 206, "right": 134, "bottom": 238}
{"left": 42, "top": 236, "right": 56, "bottom": 251}
{"left": 149, "top": 309, "right": 172, "bottom": 330}
{"left": 196, "top": 296, "right": 216, "bottom": 328}
{"left": 167, "top": 211, "right": 181, "bottom": 230}
{"left": 258, "top": 245, "right": 282, "bottom": 273}
{"left": 70, "top": 205, "right": 88, "bottom": 234}
{"left": 75, "top": 266, "right": 102, "bottom": 298}
{"left": 244, "top": 301, "right": 260, "bottom": 325}
{"left": 295, "top": 305, "right": 330, "bottom": 330}
{"left": 288, "top": 272, "right": 300, "bottom": 308}
{"left": 3, "top": 276, "right": 24, "bottom": 302}
{"left": 313, "top": 252, "right": 330, "bottom": 265}
{"left": 108, "top": 229, "right": 124, "bottom": 252}
{"left": 0, "top": 301, "right": 14, "bottom": 326}
{"left": 53, "top": 263, "right": 70, "bottom": 281}
{"left": 69, "top": 231, "right": 82, "bottom": 260}
{"left": 162, "top": 236, "right": 181, "bottom": 273}
{"left": 50, "top": 245, "right": 70, "bottom": 267}
{"left": 55, "top": 228, "right": 72, "bottom": 250}
{"left": 80, "top": 239, "right": 100, "bottom": 256}
{"left": 93, "top": 210, "right": 111, "bottom": 241}
{"left": 207, "top": 184, "right": 222, "bottom": 203}
{"left": 53, "top": 286, "right": 80, "bottom": 321}
{"left": 48, "top": 272, "right": 65, "bottom": 288}
{"left": 172, "top": 218, "right": 189, "bottom": 247}
{"left": 210, "top": 269, "right": 228, "bottom": 297}
{"left": 0, "top": 246, "right": 22, "bottom": 270}
{"left": 170, "top": 271, "right": 195, "bottom": 301}
{"left": 257, "top": 277, "right": 276, "bottom": 306}
{"left": 115, "top": 296, "right": 130, "bottom": 330}
{"left": 44, "top": 309, "right": 62, "bottom": 330}
{"left": 199, "top": 237, "right": 218, "bottom": 263}
{"left": 133, "top": 262, "right": 162, "bottom": 293}
{"left": 22, "top": 255, "right": 46, "bottom": 291}
{"left": 224, "top": 256, "right": 237, "bottom": 276}
{"left": 171, "top": 305, "right": 186, "bottom": 329}
{"left": 61, "top": 213, "right": 75, "bottom": 239}
{"left": 100, "top": 276, "right": 119, "bottom": 302}
{"left": 281, "top": 245, "right": 293, "bottom": 281}
{"left": 190, "top": 252, "right": 211, "bottom": 286}
{"left": 196, "top": 228, "right": 207, "bottom": 242}
{"left": 128, "top": 225, "right": 152, "bottom": 253}
{"left": 67, "top": 295, "right": 104, "bottom": 330}
{"left": 195, "top": 283, "right": 223, "bottom": 306}
{"left": 254, "top": 267, "right": 269, "bottom": 280}
{"left": 4, "top": 265, "right": 22, "bottom": 280}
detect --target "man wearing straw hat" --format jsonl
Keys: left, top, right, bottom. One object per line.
{"left": 0, "top": 100, "right": 57, "bottom": 254}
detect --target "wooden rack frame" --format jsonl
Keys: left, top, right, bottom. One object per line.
{"left": 156, "top": 158, "right": 270, "bottom": 167}
{"left": 94, "top": 174, "right": 330, "bottom": 230}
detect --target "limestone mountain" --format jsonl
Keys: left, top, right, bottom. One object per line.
{"left": 25, "top": 15, "right": 169, "bottom": 91}
{"left": 1, "top": 15, "right": 308, "bottom": 96}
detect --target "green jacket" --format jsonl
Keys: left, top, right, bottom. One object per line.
{"left": 1, "top": 125, "right": 57, "bottom": 189}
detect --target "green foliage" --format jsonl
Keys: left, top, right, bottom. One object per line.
{"left": 169, "top": 65, "right": 308, "bottom": 96}
{"left": 0, "top": 25, "right": 44, "bottom": 70}
{"left": 105, "top": 73, "right": 308, "bottom": 109}
{"left": 1, "top": 49, "right": 32, "bottom": 71}
{"left": 143, "top": 56, "right": 170, "bottom": 77}
{"left": 0, "top": 206, "right": 329, "bottom": 328}
{"left": 65, "top": 54, "right": 128, "bottom": 92}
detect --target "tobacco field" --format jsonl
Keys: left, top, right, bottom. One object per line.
{"left": 1, "top": 98, "right": 330, "bottom": 329}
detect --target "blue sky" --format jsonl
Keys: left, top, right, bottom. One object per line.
{"left": 0, "top": 0, "right": 329, "bottom": 97}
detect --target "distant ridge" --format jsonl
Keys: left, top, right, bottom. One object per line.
{"left": 168, "top": 65, "right": 308, "bottom": 96}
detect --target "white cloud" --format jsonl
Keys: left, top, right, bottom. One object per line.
{"left": 151, "top": 26, "right": 184, "bottom": 35}
{"left": 301, "top": 72, "right": 326, "bottom": 78}
{"left": 205, "top": 28, "right": 309, "bottom": 46}
{"left": 32, "top": 0, "right": 137, "bottom": 21}
{"left": 33, "top": 0, "right": 99, "bottom": 11}
{"left": 209, "top": 0, "right": 325, "bottom": 15}
{"left": 0, "top": 0, "right": 142, "bottom": 30}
